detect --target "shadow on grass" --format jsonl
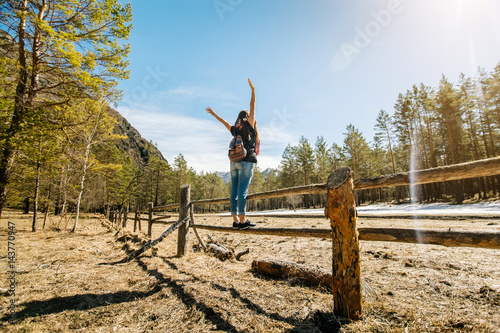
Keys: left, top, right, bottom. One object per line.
{"left": 159, "top": 257, "right": 342, "bottom": 333}
{"left": 103, "top": 235, "right": 342, "bottom": 332}
{"left": 1, "top": 287, "right": 163, "bottom": 323}
{"left": 133, "top": 257, "right": 240, "bottom": 332}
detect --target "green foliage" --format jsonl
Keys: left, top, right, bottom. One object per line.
{"left": 0, "top": 0, "right": 133, "bottom": 218}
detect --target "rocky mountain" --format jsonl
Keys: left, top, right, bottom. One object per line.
{"left": 106, "top": 107, "right": 167, "bottom": 168}
{"left": 217, "top": 171, "right": 231, "bottom": 183}
{"left": 0, "top": 29, "right": 166, "bottom": 169}
{"left": 217, "top": 168, "right": 279, "bottom": 183}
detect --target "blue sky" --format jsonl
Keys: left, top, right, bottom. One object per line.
{"left": 116, "top": 0, "right": 500, "bottom": 173}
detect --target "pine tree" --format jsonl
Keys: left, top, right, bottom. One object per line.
{"left": 279, "top": 144, "right": 298, "bottom": 187}
{"left": 342, "top": 124, "right": 370, "bottom": 178}
{"left": 374, "top": 110, "right": 397, "bottom": 173}
{"left": 314, "top": 136, "right": 330, "bottom": 183}
{"left": 295, "top": 136, "right": 314, "bottom": 185}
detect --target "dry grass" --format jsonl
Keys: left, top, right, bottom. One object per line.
{"left": 1, "top": 209, "right": 499, "bottom": 332}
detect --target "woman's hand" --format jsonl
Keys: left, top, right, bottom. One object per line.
{"left": 206, "top": 107, "right": 216, "bottom": 116}
{"left": 207, "top": 107, "right": 232, "bottom": 131}
{"left": 248, "top": 78, "right": 254, "bottom": 90}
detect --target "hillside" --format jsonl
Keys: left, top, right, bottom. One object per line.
{"left": 1, "top": 29, "right": 166, "bottom": 169}
{"left": 106, "top": 107, "right": 167, "bottom": 168}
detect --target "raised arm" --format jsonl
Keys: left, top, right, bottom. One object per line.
{"left": 206, "top": 107, "right": 232, "bottom": 131}
{"left": 248, "top": 78, "right": 255, "bottom": 127}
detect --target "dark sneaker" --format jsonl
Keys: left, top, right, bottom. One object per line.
{"left": 239, "top": 220, "right": 256, "bottom": 230}
{"left": 232, "top": 222, "right": 240, "bottom": 229}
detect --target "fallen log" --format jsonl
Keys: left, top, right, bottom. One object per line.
{"left": 206, "top": 243, "right": 233, "bottom": 260}
{"left": 252, "top": 259, "right": 332, "bottom": 289}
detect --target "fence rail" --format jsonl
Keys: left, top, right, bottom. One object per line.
{"left": 191, "top": 156, "right": 500, "bottom": 206}
{"left": 189, "top": 224, "right": 500, "bottom": 249}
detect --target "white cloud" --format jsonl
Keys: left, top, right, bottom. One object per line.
{"left": 118, "top": 106, "right": 230, "bottom": 170}
{"left": 117, "top": 105, "right": 286, "bottom": 172}
{"left": 255, "top": 154, "right": 282, "bottom": 171}
{"left": 117, "top": 101, "right": 291, "bottom": 173}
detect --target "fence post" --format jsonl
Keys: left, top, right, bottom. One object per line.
{"left": 118, "top": 209, "right": 122, "bottom": 229}
{"left": 138, "top": 210, "right": 142, "bottom": 231}
{"left": 177, "top": 184, "right": 190, "bottom": 257}
{"left": 134, "top": 210, "right": 138, "bottom": 232}
{"left": 148, "top": 202, "right": 153, "bottom": 238}
{"left": 122, "top": 205, "right": 128, "bottom": 228}
{"left": 325, "top": 166, "right": 362, "bottom": 320}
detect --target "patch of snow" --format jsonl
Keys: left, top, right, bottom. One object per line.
{"left": 218, "top": 201, "right": 500, "bottom": 216}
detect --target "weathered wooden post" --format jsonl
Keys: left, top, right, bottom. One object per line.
{"left": 177, "top": 184, "right": 190, "bottom": 257}
{"left": 118, "top": 209, "right": 122, "bottom": 229}
{"left": 122, "top": 205, "right": 128, "bottom": 228}
{"left": 138, "top": 210, "right": 142, "bottom": 231}
{"left": 325, "top": 166, "right": 362, "bottom": 320}
{"left": 134, "top": 210, "right": 138, "bottom": 232}
{"left": 148, "top": 202, "right": 153, "bottom": 238}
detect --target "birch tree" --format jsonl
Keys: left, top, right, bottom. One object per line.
{"left": 67, "top": 99, "right": 123, "bottom": 232}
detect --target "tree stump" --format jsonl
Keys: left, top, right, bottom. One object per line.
{"left": 325, "top": 167, "right": 362, "bottom": 320}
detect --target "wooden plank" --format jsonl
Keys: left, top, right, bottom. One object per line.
{"left": 190, "top": 224, "right": 500, "bottom": 249}
{"left": 191, "top": 183, "right": 327, "bottom": 205}
{"left": 358, "top": 228, "right": 500, "bottom": 249}
{"left": 153, "top": 203, "right": 180, "bottom": 211}
{"left": 190, "top": 224, "right": 331, "bottom": 238}
{"left": 354, "top": 156, "right": 500, "bottom": 190}
{"left": 152, "top": 215, "right": 172, "bottom": 221}
{"left": 191, "top": 157, "right": 500, "bottom": 207}
{"left": 151, "top": 220, "right": 174, "bottom": 225}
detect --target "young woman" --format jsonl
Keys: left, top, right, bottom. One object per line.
{"left": 206, "top": 78, "right": 259, "bottom": 229}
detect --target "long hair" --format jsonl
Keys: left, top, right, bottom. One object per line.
{"left": 234, "top": 110, "right": 252, "bottom": 141}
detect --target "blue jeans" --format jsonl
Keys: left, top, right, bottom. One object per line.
{"left": 230, "top": 161, "right": 254, "bottom": 216}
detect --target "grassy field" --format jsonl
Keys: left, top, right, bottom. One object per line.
{"left": 1, "top": 209, "right": 499, "bottom": 332}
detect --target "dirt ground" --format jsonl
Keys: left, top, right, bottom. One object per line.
{"left": 1, "top": 209, "right": 499, "bottom": 332}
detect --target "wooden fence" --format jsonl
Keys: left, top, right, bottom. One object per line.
{"left": 109, "top": 156, "right": 500, "bottom": 320}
